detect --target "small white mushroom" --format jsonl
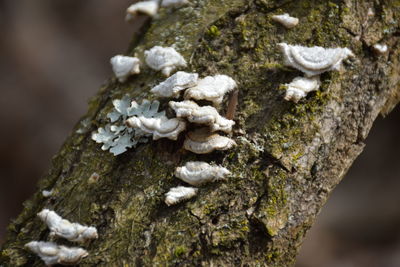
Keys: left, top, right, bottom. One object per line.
{"left": 372, "top": 43, "right": 388, "bottom": 55}
{"left": 126, "top": 1, "right": 159, "bottom": 21}
{"left": 175, "top": 161, "right": 231, "bottom": 186}
{"left": 161, "top": 0, "right": 189, "bottom": 7}
{"left": 367, "top": 8, "right": 375, "bottom": 17}
{"left": 145, "top": 46, "right": 187, "bottom": 77}
{"left": 110, "top": 55, "right": 140, "bottom": 83}
{"left": 278, "top": 43, "right": 354, "bottom": 77}
{"left": 150, "top": 71, "right": 198, "bottom": 98}
{"left": 169, "top": 100, "right": 235, "bottom": 133}
{"left": 184, "top": 75, "right": 237, "bottom": 106}
{"left": 37, "top": 209, "right": 98, "bottom": 243}
{"left": 165, "top": 186, "right": 198, "bottom": 206}
{"left": 183, "top": 128, "right": 236, "bottom": 154}
{"left": 42, "top": 190, "right": 54, "bottom": 198}
{"left": 25, "top": 241, "right": 88, "bottom": 266}
{"left": 272, "top": 13, "right": 299, "bottom": 29}
{"left": 126, "top": 115, "right": 186, "bottom": 140}
{"left": 284, "top": 76, "right": 321, "bottom": 103}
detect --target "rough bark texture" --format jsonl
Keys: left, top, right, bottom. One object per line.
{"left": 1, "top": 0, "right": 399, "bottom": 266}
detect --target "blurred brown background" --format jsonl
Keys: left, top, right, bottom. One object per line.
{"left": 0, "top": 1, "right": 399, "bottom": 267}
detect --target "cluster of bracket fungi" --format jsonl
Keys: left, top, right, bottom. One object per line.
{"left": 26, "top": 1, "right": 393, "bottom": 265}
{"left": 99, "top": 8, "right": 363, "bottom": 208}
{"left": 104, "top": 62, "right": 237, "bottom": 205}
{"left": 25, "top": 209, "right": 98, "bottom": 265}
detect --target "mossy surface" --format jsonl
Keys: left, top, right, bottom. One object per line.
{"left": 1, "top": 0, "right": 399, "bottom": 266}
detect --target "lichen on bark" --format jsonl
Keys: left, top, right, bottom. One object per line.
{"left": 1, "top": 0, "right": 399, "bottom": 266}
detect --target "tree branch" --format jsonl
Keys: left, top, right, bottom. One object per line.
{"left": 1, "top": 0, "right": 399, "bottom": 266}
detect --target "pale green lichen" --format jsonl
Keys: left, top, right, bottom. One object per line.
{"left": 92, "top": 96, "right": 165, "bottom": 155}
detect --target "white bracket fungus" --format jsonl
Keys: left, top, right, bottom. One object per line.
{"left": 145, "top": 46, "right": 187, "bottom": 77}
{"left": 165, "top": 186, "right": 198, "bottom": 206}
{"left": 161, "top": 0, "right": 189, "bottom": 7}
{"left": 272, "top": 13, "right": 299, "bottom": 29}
{"left": 284, "top": 76, "right": 321, "bottom": 103}
{"left": 25, "top": 241, "right": 88, "bottom": 266}
{"left": 175, "top": 161, "right": 231, "bottom": 186}
{"left": 126, "top": 1, "right": 159, "bottom": 21}
{"left": 150, "top": 71, "right": 198, "bottom": 98}
{"left": 126, "top": 115, "right": 186, "bottom": 140}
{"left": 278, "top": 43, "right": 354, "bottom": 77}
{"left": 110, "top": 55, "right": 140, "bottom": 83}
{"left": 372, "top": 43, "right": 388, "bottom": 55}
{"left": 92, "top": 97, "right": 166, "bottom": 155}
{"left": 183, "top": 128, "right": 236, "bottom": 154}
{"left": 38, "top": 209, "right": 98, "bottom": 243}
{"left": 184, "top": 74, "right": 237, "bottom": 106}
{"left": 169, "top": 100, "right": 235, "bottom": 133}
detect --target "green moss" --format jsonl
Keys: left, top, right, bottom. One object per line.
{"left": 211, "top": 217, "right": 250, "bottom": 248}
{"left": 261, "top": 62, "right": 289, "bottom": 71}
{"left": 241, "top": 99, "right": 262, "bottom": 119}
{"left": 328, "top": 2, "right": 338, "bottom": 9}
{"left": 342, "top": 7, "right": 350, "bottom": 13}
{"left": 174, "top": 246, "right": 188, "bottom": 258}
{"left": 265, "top": 249, "right": 281, "bottom": 263}
{"left": 207, "top": 25, "right": 221, "bottom": 37}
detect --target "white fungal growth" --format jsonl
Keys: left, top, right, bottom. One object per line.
{"left": 126, "top": 1, "right": 159, "bottom": 21}
{"left": 126, "top": 115, "right": 186, "bottom": 140}
{"left": 25, "top": 241, "right": 88, "bottom": 266}
{"left": 372, "top": 43, "right": 388, "bottom": 54}
{"left": 150, "top": 71, "right": 198, "bottom": 98}
{"left": 169, "top": 100, "right": 235, "bottom": 133}
{"left": 272, "top": 13, "right": 299, "bottom": 29}
{"left": 161, "top": 0, "right": 189, "bottom": 7}
{"left": 278, "top": 43, "right": 354, "bottom": 77}
{"left": 367, "top": 8, "right": 375, "bottom": 17}
{"left": 184, "top": 75, "right": 237, "bottom": 106}
{"left": 165, "top": 186, "right": 198, "bottom": 206}
{"left": 110, "top": 55, "right": 140, "bottom": 83}
{"left": 42, "top": 190, "right": 54, "bottom": 198}
{"left": 88, "top": 172, "right": 100, "bottom": 184}
{"left": 145, "top": 46, "right": 187, "bottom": 77}
{"left": 175, "top": 161, "right": 231, "bottom": 186}
{"left": 183, "top": 128, "right": 236, "bottom": 154}
{"left": 284, "top": 76, "right": 321, "bottom": 103}
{"left": 37, "top": 209, "right": 98, "bottom": 243}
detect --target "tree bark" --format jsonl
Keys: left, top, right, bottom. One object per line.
{"left": 1, "top": 0, "right": 399, "bottom": 266}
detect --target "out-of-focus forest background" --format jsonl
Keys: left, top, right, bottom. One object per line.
{"left": 0, "top": 1, "right": 399, "bottom": 266}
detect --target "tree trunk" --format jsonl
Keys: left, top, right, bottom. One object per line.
{"left": 1, "top": 0, "right": 399, "bottom": 266}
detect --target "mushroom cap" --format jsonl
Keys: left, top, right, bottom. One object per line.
{"left": 183, "top": 128, "right": 236, "bottom": 154}
{"left": 278, "top": 43, "right": 354, "bottom": 76}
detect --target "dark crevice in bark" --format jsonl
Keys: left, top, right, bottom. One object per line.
{"left": 248, "top": 216, "right": 272, "bottom": 254}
